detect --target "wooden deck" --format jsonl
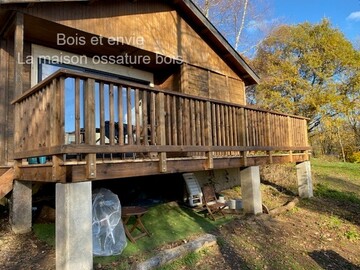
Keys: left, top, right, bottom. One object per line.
{"left": 12, "top": 69, "right": 310, "bottom": 183}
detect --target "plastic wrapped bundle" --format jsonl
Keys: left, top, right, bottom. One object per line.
{"left": 92, "top": 188, "right": 127, "bottom": 256}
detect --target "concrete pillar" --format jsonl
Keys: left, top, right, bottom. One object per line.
{"left": 240, "top": 166, "right": 263, "bottom": 214}
{"left": 56, "top": 182, "right": 93, "bottom": 270}
{"left": 10, "top": 180, "right": 32, "bottom": 234}
{"left": 296, "top": 161, "right": 313, "bottom": 198}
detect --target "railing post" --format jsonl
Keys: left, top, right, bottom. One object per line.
{"left": 303, "top": 119, "right": 309, "bottom": 160}
{"left": 157, "top": 92, "right": 167, "bottom": 172}
{"left": 240, "top": 108, "right": 248, "bottom": 166}
{"left": 287, "top": 116, "right": 293, "bottom": 162}
{"left": 266, "top": 112, "right": 273, "bottom": 163}
{"left": 205, "top": 101, "right": 213, "bottom": 169}
{"left": 85, "top": 78, "right": 96, "bottom": 179}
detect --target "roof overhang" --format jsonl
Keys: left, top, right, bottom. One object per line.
{"left": 0, "top": 0, "right": 260, "bottom": 85}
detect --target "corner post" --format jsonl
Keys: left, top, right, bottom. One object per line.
{"left": 240, "top": 166, "right": 263, "bottom": 214}
{"left": 296, "top": 161, "right": 313, "bottom": 198}
{"left": 56, "top": 181, "right": 93, "bottom": 270}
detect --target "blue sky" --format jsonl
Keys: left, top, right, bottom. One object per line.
{"left": 272, "top": 0, "right": 360, "bottom": 44}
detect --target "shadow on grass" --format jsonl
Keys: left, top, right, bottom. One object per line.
{"left": 309, "top": 250, "right": 360, "bottom": 270}
{"left": 306, "top": 183, "right": 360, "bottom": 226}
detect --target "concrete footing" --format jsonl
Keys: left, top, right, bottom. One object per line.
{"left": 56, "top": 182, "right": 93, "bottom": 270}
{"left": 296, "top": 161, "right": 313, "bottom": 198}
{"left": 240, "top": 166, "right": 263, "bottom": 214}
{"left": 10, "top": 180, "right": 32, "bottom": 234}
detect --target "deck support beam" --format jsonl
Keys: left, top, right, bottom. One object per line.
{"left": 296, "top": 161, "right": 313, "bottom": 198}
{"left": 240, "top": 166, "right": 262, "bottom": 215}
{"left": 10, "top": 180, "right": 32, "bottom": 233}
{"left": 56, "top": 182, "right": 93, "bottom": 270}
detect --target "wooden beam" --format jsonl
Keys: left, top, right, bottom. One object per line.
{"left": 0, "top": 168, "right": 14, "bottom": 199}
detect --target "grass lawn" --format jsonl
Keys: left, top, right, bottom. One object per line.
{"left": 33, "top": 201, "right": 234, "bottom": 268}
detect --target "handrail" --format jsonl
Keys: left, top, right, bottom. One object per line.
{"left": 12, "top": 68, "right": 309, "bottom": 120}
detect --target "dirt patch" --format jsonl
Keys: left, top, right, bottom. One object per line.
{"left": 1, "top": 186, "right": 359, "bottom": 269}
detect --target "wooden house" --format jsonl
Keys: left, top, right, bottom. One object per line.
{"left": 0, "top": 0, "right": 312, "bottom": 269}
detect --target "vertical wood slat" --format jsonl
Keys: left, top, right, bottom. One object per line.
{"left": 184, "top": 99, "right": 190, "bottom": 145}
{"left": 75, "top": 78, "right": 81, "bottom": 144}
{"left": 172, "top": 95, "right": 178, "bottom": 145}
{"left": 241, "top": 108, "right": 248, "bottom": 166}
{"left": 195, "top": 101, "right": 200, "bottom": 146}
{"left": 211, "top": 103, "right": 217, "bottom": 146}
{"left": 118, "top": 86, "right": 124, "bottom": 145}
{"left": 157, "top": 93, "right": 167, "bottom": 172}
{"left": 287, "top": 116, "right": 293, "bottom": 162}
{"left": 150, "top": 92, "right": 156, "bottom": 145}
{"left": 216, "top": 104, "right": 221, "bottom": 146}
{"left": 135, "top": 89, "right": 141, "bottom": 145}
{"left": 190, "top": 100, "right": 196, "bottom": 145}
{"left": 126, "top": 87, "right": 133, "bottom": 145}
{"left": 200, "top": 101, "right": 205, "bottom": 146}
{"left": 165, "top": 95, "right": 171, "bottom": 144}
{"left": 142, "top": 91, "right": 148, "bottom": 145}
{"left": 85, "top": 78, "right": 96, "bottom": 179}
{"left": 178, "top": 98, "right": 184, "bottom": 145}
{"left": 109, "top": 84, "right": 115, "bottom": 146}
{"left": 99, "top": 82, "right": 105, "bottom": 145}
{"left": 205, "top": 101, "right": 213, "bottom": 169}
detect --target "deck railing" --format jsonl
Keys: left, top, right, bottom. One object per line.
{"left": 12, "top": 69, "right": 310, "bottom": 178}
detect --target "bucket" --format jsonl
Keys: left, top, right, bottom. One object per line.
{"left": 229, "top": 199, "right": 236, "bottom": 209}
{"left": 38, "top": 156, "right": 47, "bottom": 164}
{"left": 28, "top": 157, "right": 38, "bottom": 164}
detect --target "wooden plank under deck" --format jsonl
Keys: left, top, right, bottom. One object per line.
{"left": 15, "top": 153, "right": 309, "bottom": 183}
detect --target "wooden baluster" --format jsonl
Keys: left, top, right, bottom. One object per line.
{"left": 118, "top": 86, "right": 124, "bottom": 146}
{"left": 172, "top": 95, "right": 178, "bottom": 146}
{"left": 178, "top": 98, "right": 184, "bottom": 145}
{"left": 200, "top": 101, "right": 205, "bottom": 146}
{"left": 142, "top": 91, "right": 148, "bottom": 146}
{"left": 85, "top": 78, "right": 96, "bottom": 179}
{"left": 212, "top": 103, "right": 217, "bottom": 146}
{"left": 287, "top": 116, "right": 293, "bottom": 162}
{"left": 165, "top": 95, "right": 171, "bottom": 144}
{"left": 150, "top": 92, "right": 156, "bottom": 145}
{"left": 266, "top": 112, "right": 273, "bottom": 163}
{"left": 157, "top": 93, "right": 167, "bottom": 172}
{"left": 109, "top": 84, "right": 115, "bottom": 147}
{"left": 240, "top": 108, "right": 248, "bottom": 166}
{"left": 75, "top": 78, "right": 81, "bottom": 145}
{"left": 195, "top": 101, "right": 201, "bottom": 146}
{"left": 125, "top": 87, "right": 132, "bottom": 145}
{"left": 190, "top": 100, "right": 196, "bottom": 146}
{"left": 205, "top": 101, "right": 213, "bottom": 169}
{"left": 135, "top": 89, "right": 141, "bottom": 146}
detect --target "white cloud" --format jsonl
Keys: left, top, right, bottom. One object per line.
{"left": 347, "top": 11, "right": 360, "bottom": 21}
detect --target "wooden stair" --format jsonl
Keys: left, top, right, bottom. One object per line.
{"left": 0, "top": 168, "right": 14, "bottom": 199}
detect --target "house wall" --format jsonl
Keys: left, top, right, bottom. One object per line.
{"left": 0, "top": 36, "right": 31, "bottom": 165}
{"left": 14, "top": 0, "right": 246, "bottom": 104}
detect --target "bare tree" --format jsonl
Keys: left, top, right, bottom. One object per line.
{"left": 193, "top": 0, "right": 276, "bottom": 56}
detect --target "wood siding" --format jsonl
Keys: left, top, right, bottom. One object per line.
{"left": 14, "top": 1, "right": 243, "bottom": 79}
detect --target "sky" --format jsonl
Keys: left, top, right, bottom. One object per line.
{"left": 271, "top": 0, "right": 360, "bottom": 44}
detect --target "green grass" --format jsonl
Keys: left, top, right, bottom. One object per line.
{"left": 33, "top": 202, "right": 233, "bottom": 267}
{"left": 311, "top": 158, "right": 360, "bottom": 201}
{"left": 157, "top": 249, "right": 210, "bottom": 270}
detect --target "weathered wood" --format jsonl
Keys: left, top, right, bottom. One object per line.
{"left": 0, "top": 168, "right": 14, "bottom": 199}
{"left": 269, "top": 197, "right": 299, "bottom": 216}
{"left": 118, "top": 86, "right": 124, "bottom": 145}
{"left": 135, "top": 234, "right": 217, "bottom": 270}
{"left": 52, "top": 155, "right": 65, "bottom": 182}
{"left": 157, "top": 93, "right": 167, "bottom": 172}
{"left": 135, "top": 89, "right": 141, "bottom": 145}
{"left": 85, "top": 78, "right": 96, "bottom": 179}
